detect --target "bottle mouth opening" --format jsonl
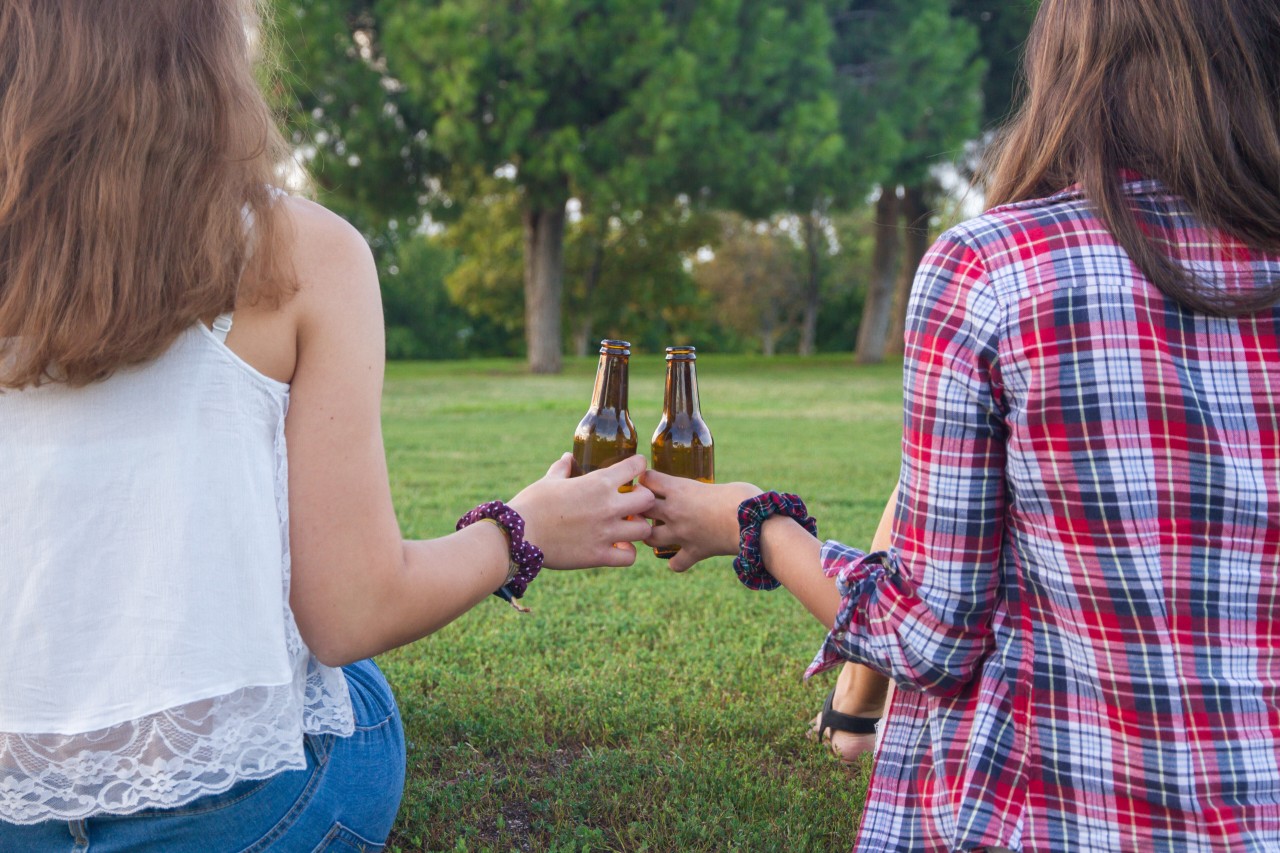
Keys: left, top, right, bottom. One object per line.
{"left": 599, "top": 339, "right": 631, "bottom": 355}
{"left": 665, "top": 345, "right": 696, "bottom": 360}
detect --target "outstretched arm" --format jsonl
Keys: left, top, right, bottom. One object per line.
{"left": 282, "top": 198, "right": 654, "bottom": 667}
{"left": 639, "top": 474, "right": 839, "bottom": 622}
{"left": 644, "top": 231, "right": 1006, "bottom": 699}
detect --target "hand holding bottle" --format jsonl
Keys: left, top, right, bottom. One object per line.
{"left": 650, "top": 346, "right": 715, "bottom": 558}
{"left": 640, "top": 472, "right": 762, "bottom": 573}
{"left": 510, "top": 452, "right": 654, "bottom": 569}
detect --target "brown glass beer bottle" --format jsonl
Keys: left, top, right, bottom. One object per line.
{"left": 650, "top": 345, "right": 714, "bottom": 558}
{"left": 571, "top": 339, "right": 637, "bottom": 478}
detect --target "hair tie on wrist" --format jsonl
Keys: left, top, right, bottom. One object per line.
{"left": 457, "top": 500, "right": 544, "bottom": 612}
{"left": 733, "top": 491, "right": 818, "bottom": 591}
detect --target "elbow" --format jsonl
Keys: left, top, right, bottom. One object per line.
{"left": 292, "top": 579, "right": 398, "bottom": 668}
{"left": 289, "top": 547, "right": 407, "bottom": 669}
{"left": 915, "top": 667, "right": 978, "bottom": 699}
{"left": 897, "top": 633, "right": 992, "bottom": 699}
{"left": 308, "top": 635, "right": 362, "bottom": 669}
{"left": 296, "top": 620, "right": 368, "bottom": 669}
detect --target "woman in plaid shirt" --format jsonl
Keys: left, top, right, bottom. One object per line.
{"left": 644, "top": 0, "right": 1280, "bottom": 849}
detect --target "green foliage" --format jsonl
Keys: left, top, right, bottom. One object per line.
{"left": 953, "top": 0, "right": 1041, "bottom": 128}
{"left": 270, "top": 0, "right": 434, "bottom": 229}
{"left": 439, "top": 178, "right": 527, "bottom": 339}
{"left": 693, "top": 214, "right": 805, "bottom": 356}
{"left": 380, "top": 235, "right": 519, "bottom": 360}
{"left": 437, "top": 178, "right": 728, "bottom": 357}
{"left": 376, "top": 0, "right": 704, "bottom": 209}
{"left": 376, "top": 354, "right": 903, "bottom": 850}
{"left": 816, "top": 209, "right": 874, "bottom": 352}
{"left": 826, "top": 0, "right": 985, "bottom": 189}
{"left": 271, "top": 0, "right": 847, "bottom": 364}
{"left": 268, "top": 0, "right": 1034, "bottom": 363}
{"left": 673, "top": 0, "right": 846, "bottom": 217}
{"left": 565, "top": 199, "right": 721, "bottom": 355}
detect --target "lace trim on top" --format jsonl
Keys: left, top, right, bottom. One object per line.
{"left": 0, "top": 327, "right": 353, "bottom": 824}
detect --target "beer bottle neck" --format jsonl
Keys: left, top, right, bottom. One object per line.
{"left": 662, "top": 360, "right": 700, "bottom": 416}
{"left": 590, "top": 354, "right": 629, "bottom": 412}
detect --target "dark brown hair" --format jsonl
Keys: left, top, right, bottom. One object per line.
{"left": 0, "top": 0, "right": 296, "bottom": 388}
{"left": 985, "top": 0, "right": 1280, "bottom": 315}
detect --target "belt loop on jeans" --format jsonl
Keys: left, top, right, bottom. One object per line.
{"left": 304, "top": 732, "right": 335, "bottom": 766}
{"left": 67, "top": 819, "right": 89, "bottom": 848}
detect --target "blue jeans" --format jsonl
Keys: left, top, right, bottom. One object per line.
{"left": 0, "top": 659, "right": 406, "bottom": 852}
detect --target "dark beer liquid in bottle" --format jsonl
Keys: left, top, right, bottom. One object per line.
{"left": 571, "top": 340, "right": 637, "bottom": 479}
{"left": 650, "top": 345, "right": 714, "bottom": 558}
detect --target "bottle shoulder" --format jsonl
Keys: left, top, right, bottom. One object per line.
{"left": 651, "top": 413, "right": 713, "bottom": 445}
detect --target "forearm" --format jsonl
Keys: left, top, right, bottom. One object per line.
{"left": 833, "top": 490, "right": 897, "bottom": 711}
{"left": 758, "top": 515, "right": 839, "bottom": 627}
{"left": 301, "top": 522, "right": 513, "bottom": 666}
{"left": 295, "top": 455, "right": 654, "bottom": 667}
{"left": 757, "top": 486, "right": 899, "bottom": 633}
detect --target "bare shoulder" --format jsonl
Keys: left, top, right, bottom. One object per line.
{"left": 273, "top": 195, "right": 385, "bottom": 383}
{"left": 218, "top": 197, "right": 377, "bottom": 384}
{"left": 277, "top": 195, "right": 378, "bottom": 308}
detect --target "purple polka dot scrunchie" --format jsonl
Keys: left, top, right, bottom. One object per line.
{"left": 457, "top": 500, "right": 545, "bottom": 607}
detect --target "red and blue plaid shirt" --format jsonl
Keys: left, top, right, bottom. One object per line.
{"left": 810, "top": 179, "right": 1280, "bottom": 851}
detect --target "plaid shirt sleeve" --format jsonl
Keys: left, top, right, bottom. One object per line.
{"left": 807, "top": 232, "right": 1007, "bottom": 696}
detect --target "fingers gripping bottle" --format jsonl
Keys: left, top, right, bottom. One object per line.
{"left": 650, "top": 345, "right": 714, "bottom": 558}
{"left": 571, "top": 340, "right": 637, "bottom": 479}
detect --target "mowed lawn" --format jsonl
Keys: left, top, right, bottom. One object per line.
{"left": 377, "top": 353, "right": 905, "bottom": 853}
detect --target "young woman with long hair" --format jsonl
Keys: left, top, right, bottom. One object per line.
{"left": 646, "top": 0, "right": 1280, "bottom": 849}
{"left": 0, "top": 2, "right": 653, "bottom": 849}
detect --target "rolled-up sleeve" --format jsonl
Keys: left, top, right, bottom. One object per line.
{"left": 807, "top": 232, "right": 1007, "bottom": 698}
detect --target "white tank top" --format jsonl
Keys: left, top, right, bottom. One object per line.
{"left": 0, "top": 321, "right": 354, "bottom": 824}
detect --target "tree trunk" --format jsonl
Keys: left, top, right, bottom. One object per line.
{"left": 572, "top": 232, "right": 607, "bottom": 358}
{"left": 885, "top": 184, "right": 931, "bottom": 358}
{"left": 523, "top": 204, "right": 566, "bottom": 374}
{"left": 855, "top": 186, "right": 902, "bottom": 364}
{"left": 799, "top": 211, "right": 823, "bottom": 356}
{"left": 761, "top": 300, "right": 778, "bottom": 356}
{"left": 571, "top": 324, "right": 591, "bottom": 359}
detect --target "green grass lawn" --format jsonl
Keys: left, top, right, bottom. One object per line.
{"left": 378, "top": 353, "right": 904, "bottom": 853}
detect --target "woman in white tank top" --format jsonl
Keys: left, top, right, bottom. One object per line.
{"left": 0, "top": 2, "right": 654, "bottom": 849}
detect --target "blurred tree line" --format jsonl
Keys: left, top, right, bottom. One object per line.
{"left": 270, "top": 0, "right": 1037, "bottom": 370}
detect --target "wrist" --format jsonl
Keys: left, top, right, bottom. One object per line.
{"left": 757, "top": 514, "right": 793, "bottom": 569}
{"left": 719, "top": 483, "right": 763, "bottom": 553}
{"left": 732, "top": 491, "right": 818, "bottom": 591}
{"left": 476, "top": 518, "right": 520, "bottom": 584}
{"left": 456, "top": 500, "right": 544, "bottom": 611}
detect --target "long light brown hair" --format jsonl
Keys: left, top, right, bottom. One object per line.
{"left": 0, "top": 0, "right": 296, "bottom": 388}
{"left": 985, "top": 0, "right": 1280, "bottom": 315}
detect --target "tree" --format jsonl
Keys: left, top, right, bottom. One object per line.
{"left": 273, "top": 0, "right": 840, "bottom": 373}
{"left": 855, "top": 186, "right": 902, "bottom": 361}
{"left": 884, "top": 180, "right": 939, "bottom": 356}
{"left": 438, "top": 175, "right": 719, "bottom": 357}
{"left": 380, "top": 236, "right": 517, "bottom": 360}
{"left": 877, "top": 1, "right": 1039, "bottom": 359}
{"left": 270, "top": 0, "right": 436, "bottom": 233}
{"left": 953, "top": 0, "right": 1040, "bottom": 130}
{"left": 694, "top": 215, "right": 804, "bottom": 356}
{"left": 564, "top": 199, "right": 718, "bottom": 356}
{"left": 761, "top": 0, "right": 986, "bottom": 360}
{"left": 832, "top": 0, "right": 984, "bottom": 364}
{"left": 438, "top": 176, "right": 527, "bottom": 341}
{"left": 775, "top": 0, "right": 891, "bottom": 357}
